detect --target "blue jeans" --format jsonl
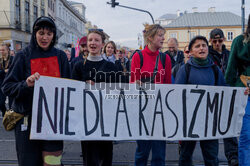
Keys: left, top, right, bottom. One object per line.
{"left": 179, "top": 140, "right": 219, "bottom": 166}
{"left": 239, "top": 96, "right": 250, "bottom": 166}
{"left": 134, "top": 140, "right": 166, "bottom": 166}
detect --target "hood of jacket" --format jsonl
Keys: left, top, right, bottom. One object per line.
{"left": 30, "top": 16, "right": 57, "bottom": 51}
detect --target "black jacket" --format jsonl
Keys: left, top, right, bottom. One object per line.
{"left": 208, "top": 45, "right": 230, "bottom": 75}
{"left": 164, "top": 50, "right": 184, "bottom": 68}
{"left": 72, "top": 59, "right": 120, "bottom": 83}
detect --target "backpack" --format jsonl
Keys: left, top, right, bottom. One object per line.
{"left": 184, "top": 63, "right": 219, "bottom": 85}
{"left": 137, "top": 50, "right": 166, "bottom": 69}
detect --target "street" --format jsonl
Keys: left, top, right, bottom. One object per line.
{"left": 0, "top": 115, "right": 228, "bottom": 166}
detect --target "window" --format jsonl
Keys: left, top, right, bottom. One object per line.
{"left": 48, "top": 0, "right": 50, "bottom": 8}
{"left": 52, "top": 2, "right": 54, "bottom": 12}
{"left": 25, "top": 1, "right": 30, "bottom": 32}
{"left": 41, "top": 8, "right": 45, "bottom": 16}
{"left": 227, "top": 32, "right": 234, "bottom": 41}
{"left": 189, "top": 32, "right": 196, "bottom": 41}
{"left": 15, "top": 0, "right": 21, "bottom": 28}
{"left": 34, "top": 6, "right": 38, "bottom": 21}
{"left": 59, "top": 7, "right": 61, "bottom": 17}
{"left": 41, "top": 0, "right": 44, "bottom": 6}
{"left": 170, "top": 33, "right": 177, "bottom": 39}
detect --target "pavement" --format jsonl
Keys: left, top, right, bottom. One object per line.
{"left": 0, "top": 114, "right": 229, "bottom": 166}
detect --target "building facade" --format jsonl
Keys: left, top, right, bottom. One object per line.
{"left": 0, "top": 0, "right": 47, "bottom": 51}
{"left": 55, "top": 0, "right": 86, "bottom": 49}
{"left": 158, "top": 9, "right": 246, "bottom": 52}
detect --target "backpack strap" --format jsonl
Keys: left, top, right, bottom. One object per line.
{"left": 159, "top": 52, "right": 166, "bottom": 69}
{"left": 212, "top": 64, "right": 219, "bottom": 85}
{"left": 184, "top": 63, "right": 191, "bottom": 84}
{"left": 137, "top": 50, "right": 143, "bottom": 69}
{"left": 138, "top": 50, "right": 166, "bottom": 69}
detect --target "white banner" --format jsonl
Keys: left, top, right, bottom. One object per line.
{"left": 30, "top": 76, "right": 248, "bottom": 141}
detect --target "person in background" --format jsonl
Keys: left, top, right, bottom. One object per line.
{"left": 130, "top": 24, "right": 172, "bottom": 166}
{"left": 72, "top": 29, "right": 121, "bottom": 166}
{"left": 10, "top": 50, "right": 15, "bottom": 57}
{"left": 0, "top": 43, "right": 13, "bottom": 116}
{"left": 175, "top": 36, "right": 227, "bottom": 166}
{"left": 209, "top": 28, "right": 238, "bottom": 166}
{"left": 71, "top": 36, "right": 88, "bottom": 70}
{"left": 102, "top": 41, "right": 117, "bottom": 63}
{"left": 164, "top": 38, "right": 184, "bottom": 68}
{"left": 2, "top": 16, "right": 70, "bottom": 166}
{"left": 225, "top": 14, "right": 250, "bottom": 166}
{"left": 171, "top": 45, "right": 191, "bottom": 79}
{"left": 118, "top": 48, "right": 130, "bottom": 83}
{"left": 209, "top": 28, "right": 230, "bottom": 74}
{"left": 64, "top": 49, "right": 71, "bottom": 62}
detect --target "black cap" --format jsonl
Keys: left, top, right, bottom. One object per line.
{"left": 33, "top": 16, "right": 55, "bottom": 29}
{"left": 210, "top": 28, "right": 224, "bottom": 39}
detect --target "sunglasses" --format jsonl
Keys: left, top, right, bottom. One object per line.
{"left": 212, "top": 39, "right": 223, "bottom": 44}
{"left": 88, "top": 28, "right": 103, "bottom": 32}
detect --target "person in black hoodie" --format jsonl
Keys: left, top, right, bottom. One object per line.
{"left": 72, "top": 29, "right": 120, "bottom": 166}
{"left": 209, "top": 28, "right": 238, "bottom": 166}
{"left": 2, "top": 16, "right": 70, "bottom": 166}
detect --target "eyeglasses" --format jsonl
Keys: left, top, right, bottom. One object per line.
{"left": 212, "top": 39, "right": 223, "bottom": 44}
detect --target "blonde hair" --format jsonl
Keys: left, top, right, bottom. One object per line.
{"left": 143, "top": 24, "right": 165, "bottom": 45}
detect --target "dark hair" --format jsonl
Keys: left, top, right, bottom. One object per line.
{"left": 188, "top": 36, "right": 208, "bottom": 51}
{"left": 244, "top": 14, "right": 250, "bottom": 40}
{"left": 103, "top": 41, "right": 116, "bottom": 54}
{"left": 33, "top": 16, "right": 57, "bottom": 48}
{"left": 88, "top": 29, "right": 106, "bottom": 43}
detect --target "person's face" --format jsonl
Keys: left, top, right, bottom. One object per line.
{"left": 10, "top": 50, "right": 15, "bottom": 56}
{"left": 150, "top": 29, "right": 165, "bottom": 50}
{"left": 190, "top": 39, "right": 208, "bottom": 60}
{"left": 118, "top": 51, "right": 125, "bottom": 58}
{"left": 36, "top": 28, "right": 54, "bottom": 51}
{"left": 87, "top": 33, "right": 104, "bottom": 55}
{"left": 106, "top": 43, "right": 115, "bottom": 56}
{"left": 167, "top": 40, "right": 178, "bottom": 53}
{"left": 80, "top": 44, "right": 88, "bottom": 56}
{"left": 183, "top": 47, "right": 191, "bottom": 63}
{"left": 210, "top": 35, "right": 224, "bottom": 52}
{"left": 0, "top": 46, "right": 8, "bottom": 57}
{"left": 64, "top": 50, "right": 71, "bottom": 61}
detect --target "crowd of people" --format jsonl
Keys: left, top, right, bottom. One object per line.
{"left": 0, "top": 15, "right": 249, "bottom": 166}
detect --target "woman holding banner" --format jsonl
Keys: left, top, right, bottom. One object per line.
{"left": 175, "top": 36, "right": 227, "bottom": 166}
{"left": 225, "top": 14, "right": 250, "bottom": 165}
{"left": 72, "top": 29, "right": 121, "bottom": 166}
{"left": 130, "top": 24, "right": 172, "bottom": 166}
{"left": 2, "top": 16, "right": 70, "bottom": 166}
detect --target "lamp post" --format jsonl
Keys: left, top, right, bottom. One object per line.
{"left": 242, "top": 0, "right": 245, "bottom": 33}
{"left": 107, "top": 1, "right": 155, "bottom": 24}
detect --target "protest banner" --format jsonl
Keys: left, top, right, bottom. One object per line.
{"left": 30, "top": 76, "right": 248, "bottom": 141}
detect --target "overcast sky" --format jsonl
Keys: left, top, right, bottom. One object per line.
{"left": 72, "top": 0, "right": 249, "bottom": 49}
